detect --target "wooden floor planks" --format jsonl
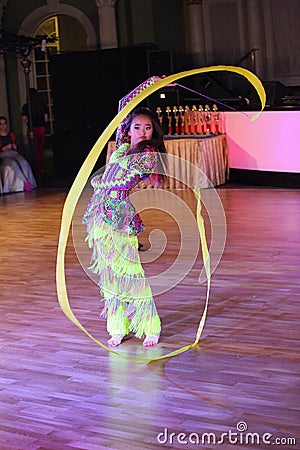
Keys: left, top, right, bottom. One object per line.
{"left": 0, "top": 186, "right": 299, "bottom": 449}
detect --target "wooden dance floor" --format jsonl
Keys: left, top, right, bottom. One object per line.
{"left": 0, "top": 186, "right": 299, "bottom": 449}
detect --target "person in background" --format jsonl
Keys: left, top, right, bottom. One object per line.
{"left": 82, "top": 78, "right": 167, "bottom": 348}
{"left": 21, "top": 88, "right": 48, "bottom": 179}
{"left": 0, "top": 116, "right": 36, "bottom": 192}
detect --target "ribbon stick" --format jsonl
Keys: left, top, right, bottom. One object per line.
{"left": 56, "top": 65, "right": 266, "bottom": 363}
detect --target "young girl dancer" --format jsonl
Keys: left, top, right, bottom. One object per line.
{"left": 83, "top": 78, "right": 166, "bottom": 347}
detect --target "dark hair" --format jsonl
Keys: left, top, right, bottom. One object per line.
{"left": 27, "top": 88, "right": 45, "bottom": 116}
{"left": 124, "top": 107, "right": 167, "bottom": 184}
{"left": 124, "top": 107, "right": 164, "bottom": 145}
{"left": 0, "top": 116, "right": 7, "bottom": 123}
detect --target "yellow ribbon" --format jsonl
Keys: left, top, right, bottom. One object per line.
{"left": 56, "top": 65, "right": 265, "bottom": 363}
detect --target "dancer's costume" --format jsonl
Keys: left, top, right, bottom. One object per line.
{"left": 82, "top": 77, "right": 161, "bottom": 338}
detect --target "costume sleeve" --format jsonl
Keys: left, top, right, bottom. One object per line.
{"left": 90, "top": 174, "right": 103, "bottom": 189}
{"left": 109, "top": 144, "right": 128, "bottom": 163}
{"left": 115, "top": 76, "right": 158, "bottom": 148}
{"left": 103, "top": 147, "right": 158, "bottom": 192}
{"left": 111, "top": 149, "right": 158, "bottom": 192}
{"left": 129, "top": 148, "right": 158, "bottom": 176}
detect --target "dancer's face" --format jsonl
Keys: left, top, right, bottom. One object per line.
{"left": 0, "top": 120, "right": 8, "bottom": 134}
{"left": 128, "top": 115, "right": 153, "bottom": 147}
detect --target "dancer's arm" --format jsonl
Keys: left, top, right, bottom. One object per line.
{"left": 115, "top": 76, "right": 161, "bottom": 148}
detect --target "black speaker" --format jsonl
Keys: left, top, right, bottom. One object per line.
{"left": 49, "top": 45, "right": 155, "bottom": 174}
{"left": 49, "top": 45, "right": 155, "bottom": 135}
{"left": 147, "top": 50, "right": 173, "bottom": 76}
{"left": 49, "top": 49, "right": 125, "bottom": 134}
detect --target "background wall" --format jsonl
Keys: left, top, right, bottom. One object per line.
{"left": 263, "top": 0, "right": 300, "bottom": 86}
{"left": 116, "top": 0, "right": 188, "bottom": 71}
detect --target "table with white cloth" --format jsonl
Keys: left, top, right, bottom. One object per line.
{"left": 106, "top": 134, "right": 229, "bottom": 189}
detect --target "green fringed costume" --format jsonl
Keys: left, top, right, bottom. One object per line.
{"left": 82, "top": 77, "right": 161, "bottom": 339}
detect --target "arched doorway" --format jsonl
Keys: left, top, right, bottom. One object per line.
{"left": 17, "top": 5, "right": 97, "bottom": 168}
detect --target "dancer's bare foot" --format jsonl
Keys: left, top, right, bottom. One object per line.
{"left": 143, "top": 334, "right": 160, "bottom": 347}
{"left": 108, "top": 334, "right": 124, "bottom": 347}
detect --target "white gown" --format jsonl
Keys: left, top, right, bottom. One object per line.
{"left": 0, "top": 150, "right": 36, "bottom": 193}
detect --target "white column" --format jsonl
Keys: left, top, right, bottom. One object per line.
{"left": 95, "top": 0, "right": 118, "bottom": 49}
{"left": 246, "top": 0, "right": 266, "bottom": 79}
{"left": 185, "top": 0, "right": 206, "bottom": 67}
